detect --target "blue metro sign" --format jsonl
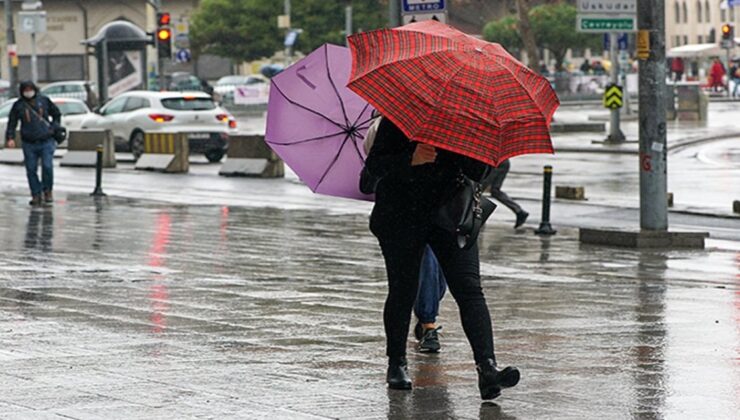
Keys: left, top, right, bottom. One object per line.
{"left": 402, "top": 0, "right": 446, "bottom": 13}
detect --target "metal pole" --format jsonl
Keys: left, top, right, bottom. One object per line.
{"left": 91, "top": 145, "right": 106, "bottom": 197}
{"left": 620, "top": 49, "right": 632, "bottom": 115}
{"left": 389, "top": 0, "right": 401, "bottom": 27}
{"left": 5, "top": 0, "right": 18, "bottom": 94}
{"left": 284, "top": 0, "right": 291, "bottom": 67}
{"left": 535, "top": 165, "right": 557, "bottom": 236}
{"left": 607, "top": 32, "right": 625, "bottom": 142}
{"left": 637, "top": 0, "right": 668, "bottom": 231}
{"left": 345, "top": 5, "right": 353, "bottom": 46}
{"left": 31, "top": 31, "right": 38, "bottom": 84}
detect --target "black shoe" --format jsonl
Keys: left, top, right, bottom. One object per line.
{"left": 514, "top": 211, "right": 529, "bottom": 229}
{"left": 477, "top": 359, "right": 520, "bottom": 400}
{"left": 418, "top": 326, "right": 442, "bottom": 353}
{"left": 387, "top": 357, "right": 412, "bottom": 390}
{"left": 414, "top": 321, "right": 423, "bottom": 341}
{"left": 29, "top": 195, "right": 42, "bottom": 206}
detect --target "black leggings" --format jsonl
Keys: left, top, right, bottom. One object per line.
{"left": 375, "top": 225, "right": 496, "bottom": 365}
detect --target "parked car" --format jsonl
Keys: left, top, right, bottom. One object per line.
{"left": 0, "top": 97, "right": 93, "bottom": 148}
{"left": 40, "top": 81, "right": 98, "bottom": 109}
{"left": 80, "top": 90, "right": 237, "bottom": 162}
{"left": 214, "top": 75, "right": 267, "bottom": 104}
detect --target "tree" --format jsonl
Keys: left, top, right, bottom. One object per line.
{"left": 529, "top": 3, "right": 600, "bottom": 71}
{"left": 517, "top": 0, "right": 539, "bottom": 70}
{"left": 190, "top": 0, "right": 283, "bottom": 63}
{"left": 482, "top": 15, "right": 521, "bottom": 51}
{"left": 190, "top": 0, "right": 387, "bottom": 63}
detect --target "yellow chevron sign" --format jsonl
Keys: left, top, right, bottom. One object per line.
{"left": 603, "top": 84, "right": 623, "bottom": 109}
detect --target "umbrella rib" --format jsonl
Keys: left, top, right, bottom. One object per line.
{"left": 265, "top": 130, "right": 348, "bottom": 146}
{"left": 324, "top": 45, "right": 352, "bottom": 128}
{"left": 349, "top": 102, "right": 372, "bottom": 129}
{"left": 315, "top": 133, "right": 352, "bottom": 190}
{"left": 348, "top": 131, "right": 366, "bottom": 162}
{"left": 271, "top": 81, "right": 345, "bottom": 129}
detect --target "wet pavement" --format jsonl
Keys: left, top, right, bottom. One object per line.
{"left": 0, "top": 191, "right": 738, "bottom": 419}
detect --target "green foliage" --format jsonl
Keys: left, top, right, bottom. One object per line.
{"left": 190, "top": 0, "right": 283, "bottom": 62}
{"left": 529, "top": 3, "right": 601, "bottom": 70}
{"left": 482, "top": 15, "right": 521, "bottom": 51}
{"left": 482, "top": 2, "right": 601, "bottom": 70}
{"left": 190, "top": 0, "right": 387, "bottom": 63}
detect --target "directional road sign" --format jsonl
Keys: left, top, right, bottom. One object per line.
{"left": 603, "top": 84, "right": 623, "bottom": 109}
{"left": 402, "top": 12, "right": 448, "bottom": 25}
{"left": 402, "top": 0, "right": 446, "bottom": 13}
{"left": 577, "top": 0, "right": 637, "bottom": 33}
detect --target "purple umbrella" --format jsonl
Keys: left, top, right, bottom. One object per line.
{"left": 266, "top": 44, "right": 375, "bottom": 201}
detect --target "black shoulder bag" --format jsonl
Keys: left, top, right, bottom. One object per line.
{"left": 25, "top": 100, "right": 67, "bottom": 144}
{"left": 435, "top": 170, "right": 497, "bottom": 250}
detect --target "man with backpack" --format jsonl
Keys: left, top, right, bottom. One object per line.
{"left": 5, "top": 81, "right": 62, "bottom": 206}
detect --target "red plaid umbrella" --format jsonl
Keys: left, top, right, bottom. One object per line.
{"left": 347, "top": 20, "right": 559, "bottom": 167}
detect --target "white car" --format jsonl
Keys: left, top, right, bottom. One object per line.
{"left": 80, "top": 91, "right": 237, "bottom": 162}
{"left": 0, "top": 97, "right": 93, "bottom": 148}
{"left": 214, "top": 75, "right": 267, "bottom": 104}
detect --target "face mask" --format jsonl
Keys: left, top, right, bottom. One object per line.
{"left": 22, "top": 90, "right": 35, "bottom": 99}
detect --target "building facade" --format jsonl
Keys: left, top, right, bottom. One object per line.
{"left": 0, "top": 0, "right": 230, "bottom": 87}
{"left": 666, "top": 0, "right": 739, "bottom": 47}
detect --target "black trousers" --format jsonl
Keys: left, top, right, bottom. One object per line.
{"left": 374, "top": 223, "right": 496, "bottom": 365}
{"left": 484, "top": 159, "right": 522, "bottom": 215}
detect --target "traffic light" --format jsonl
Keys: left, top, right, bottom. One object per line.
{"left": 722, "top": 23, "right": 734, "bottom": 41}
{"left": 156, "top": 12, "right": 172, "bottom": 60}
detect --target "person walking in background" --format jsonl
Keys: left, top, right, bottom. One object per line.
{"left": 365, "top": 116, "right": 520, "bottom": 399}
{"left": 709, "top": 58, "right": 726, "bottom": 93}
{"left": 413, "top": 245, "right": 447, "bottom": 353}
{"left": 670, "top": 57, "right": 684, "bottom": 82}
{"left": 729, "top": 59, "right": 740, "bottom": 98}
{"left": 483, "top": 159, "right": 528, "bottom": 229}
{"left": 5, "top": 81, "right": 61, "bottom": 206}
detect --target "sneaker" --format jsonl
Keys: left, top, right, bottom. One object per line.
{"left": 43, "top": 191, "right": 53, "bottom": 204}
{"left": 514, "top": 211, "right": 529, "bottom": 229}
{"left": 29, "top": 195, "right": 43, "bottom": 206}
{"left": 418, "top": 326, "right": 442, "bottom": 353}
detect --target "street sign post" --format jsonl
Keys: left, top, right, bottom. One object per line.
{"left": 18, "top": 11, "right": 46, "bottom": 84}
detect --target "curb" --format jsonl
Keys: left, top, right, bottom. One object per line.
{"left": 553, "top": 131, "right": 740, "bottom": 155}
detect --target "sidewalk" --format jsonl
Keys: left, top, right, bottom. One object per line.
{"left": 0, "top": 191, "right": 738, "bottom": 419}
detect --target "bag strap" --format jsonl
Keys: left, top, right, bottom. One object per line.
{"left": 24, "top": 100, "right": 51, "bottom": 127}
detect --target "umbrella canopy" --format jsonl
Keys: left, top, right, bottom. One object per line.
{"left": 347, "top": 20, "right": 559, "bottom": 167}
{"left": 266, "top": 44, "right": 375, "bottom": 201}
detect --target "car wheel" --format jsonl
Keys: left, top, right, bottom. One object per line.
{"left": 130, "top": 130, "right": 145, "bottom": 160}
{"left": 205, "top": 149, "right": 225, "bottom": 163}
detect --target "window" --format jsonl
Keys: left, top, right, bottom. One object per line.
{"left": 721, "top": 8, "right": 726, "bottom": 22}
{"left": 675, "top": 1, "right": 681, "bottom": 23}
{"left": 731, "top": 6, "right": 736, "bottom": 21}
{"left": 101, "top": 97, "right": 126, "bottom": 115}
{"left": 684, "top": 35, "right": 689, "bottom": 44}
{"left": 63, "top": 84, "right": 84, "bottom": 94}
{"left": 675, "top": 35, "right": 682, "bottom": 47}
{"left": 122, "top": 96, "right": 150, "bottom": 112}
{"left": 683, "top": 2, "right": 688, "bottom": 22}
{"left": 161, "top": 97, "right": 216, "bottom": 111}
{"left": 705, "top": 1, "right": 710, "bottom": 22}
{"left": 42, "top": 85, "right": 63, "bottom": 95}
{"left": 56, "top": 102, "right": 89, "bottom": 116}
{"left": 698, "top": 35, "right": 704, "bottom": 43}
{"left": 697, "top": 1, "right": 702, "bottom": 22}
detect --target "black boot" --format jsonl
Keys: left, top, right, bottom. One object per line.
{"left": 477, "top": 359, "right": 520, "bottom": 400}
{"left": 387, "top": 357, "right": 412, "bottom": 390}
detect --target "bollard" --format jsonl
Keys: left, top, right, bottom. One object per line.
{"left": 90, "top": 145, "right": 106, "bottom": 197}
{"left": 535, "top": 165, "right": 557, "bottom": 236}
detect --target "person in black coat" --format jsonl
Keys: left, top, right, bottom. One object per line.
{"left": 364, "top": 117, "right": 520, "bottom": 400}
{"left": 5, "top": 81, "right": 61, "bottom": 206}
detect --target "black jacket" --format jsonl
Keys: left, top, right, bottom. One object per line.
{"left": 365, "top": 118, "right": 487, "bottom": 235}
{"left": 6, "top": 81, "right": 61, "bottom": 143}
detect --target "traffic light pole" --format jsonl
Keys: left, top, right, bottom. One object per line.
{"left": 4, "top": 0, "right": 18, "bottom": 94}
{"left": 637, "top": 0, "right": 668, "bottom": 231}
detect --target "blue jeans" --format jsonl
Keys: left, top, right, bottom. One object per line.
{"left": 21, "top": 139, "right": 55, "bottom": 196}
{"left": 414, "top": 245, "right": 447, "bottom": 324}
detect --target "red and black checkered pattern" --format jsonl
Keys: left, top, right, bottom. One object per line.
{"left": 347, "top": 20, "right": 559, "bottom": 167}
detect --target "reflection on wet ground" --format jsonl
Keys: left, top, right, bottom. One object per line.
{"left": 0, "top": 192, "right": 738, "bottom": 419}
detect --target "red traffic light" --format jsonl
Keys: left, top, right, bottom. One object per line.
{"left": 157, "top": 12, "right": 171, "bottom": 26}
{"left": 157, "top": 28, "right": 171, "bottom": 41}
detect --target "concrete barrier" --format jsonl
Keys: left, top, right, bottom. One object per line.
{"left": 60, "top": 130, "right": 116, "bottom": 168}
{"left": 667, "top": 192, "right": 674, "bottom": 208}
{"left": 555, "top": 185, "right": 586, "bottom": 200}
{"left": 675, "top": 82, "right": 708, "bottom": 121}
{"left": 134, "top": 132, "right": 189, "bottom": 173}
{"left": 0, "top": 134, "right": 24, "bottom": 165}
{"left": 219, "top": 134, "right": 284, "bottom": 178}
